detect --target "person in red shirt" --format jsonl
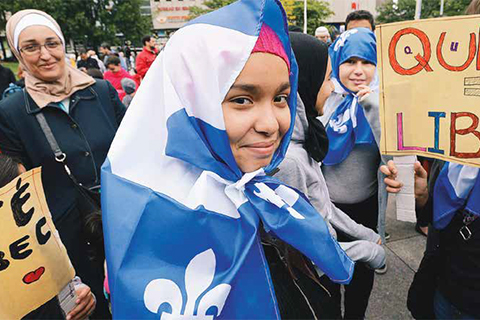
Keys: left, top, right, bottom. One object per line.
{"left": 135, "top": 35, "right": 158, "bottom": 80}
{"left": 104, "top": 56, "right": 134, "bottom": 101}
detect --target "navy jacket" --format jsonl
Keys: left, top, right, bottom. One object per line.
{"left": 0, "top": 79, "right": 125, "bottom": 319}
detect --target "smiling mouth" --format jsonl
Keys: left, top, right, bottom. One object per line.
{"left": 243, "top": 142, "right": 277, "bottom": 157}
{"left": 351, "top": 79, "right": 366, "bottom": 84}
{"left": 40, "top": 63, "right": 56, "bottom": 69}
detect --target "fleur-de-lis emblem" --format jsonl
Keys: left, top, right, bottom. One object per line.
{"left": 253, "top": 183, "right": 305, "bottom": 219}
{"left": 329, "top": 99, "right": 358, "bottom": 134}
{"left": 334, "top": 28, "right": 358, "bottom": 51}
{"left": 144, "top": 249, "right": 231, "bottom": 319}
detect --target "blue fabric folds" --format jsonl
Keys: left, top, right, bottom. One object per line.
{"left": 433, "top": 162, "right": 480, "bottom": 230}
{"left": 102, "top": 0, "right": 354, "bottom": 318}
{"left": 323, "top": 28, "right": 377, "bottom": 166}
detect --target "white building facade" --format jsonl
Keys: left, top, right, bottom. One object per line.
{"left": 324, "top": 0, "right": 387, "bottom": 24}
{"left": 150, "top": 0, "right": 205, "bottom": 30}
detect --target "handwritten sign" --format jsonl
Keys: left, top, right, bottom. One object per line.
{"left": 376, "top": 15, "right": 480, "bottom": 167}
{"left": 0, "top": 168, "right": 75, "bottom": 319}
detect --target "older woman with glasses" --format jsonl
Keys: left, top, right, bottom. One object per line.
{"left": 0, "top": 9, "right": 125, "bottom": 319}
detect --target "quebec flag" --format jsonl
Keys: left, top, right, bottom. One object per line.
{"left": 434, "top": 162, "right": 480, "bottom": 229}
{"left": 101, "top": 0, "right": 353, "bottom": 319}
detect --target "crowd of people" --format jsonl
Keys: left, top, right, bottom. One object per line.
{"left": 0, "top": 0, "right": 479, "bottom": 319}
{"left": 0, "top": 32, "right": 160, "bottom": 108}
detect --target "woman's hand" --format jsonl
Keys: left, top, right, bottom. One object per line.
{"left": 357, "top": 85, "right": 373, "bottom": 102}
{"left": 66, "top": 285, "right": 96, "bottom": 320}
{"left": 380, "top": 160, "right": 429, "bottom": 208}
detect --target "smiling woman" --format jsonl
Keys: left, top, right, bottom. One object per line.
{"left": 17, "top": 26, "right": 65, "bottom": 82}
{"left": 0, "top": 9, "right": 125, "bottom": 320}
{"left": 222, "top": 51, "right": 291, "bottom": 173}
{"left": 101, "top": 1, "right": 354, "bottom": 318}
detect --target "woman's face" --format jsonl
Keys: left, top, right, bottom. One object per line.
{"left": 338, "top": 57, "right": 375, "bottom": 92}
{"left": 315, "top": 57, "right": 334, "bottom": 116}
{"left": 18, "top": 26, "right": 65, "bottom": 82}
{"left": 222, "top": 53, "right": 291, "bottom": 173}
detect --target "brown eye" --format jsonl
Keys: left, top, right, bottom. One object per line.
{"left": 231, "top": 97, "right": 252, "bottom": 105}
{"left": 45, "top": 41, "right": 61, "bottom": 49}
{"left": 274, "top": 95, "right": 288, "bottom": 105}
{"left": 23, "top": 44, "right": 39, "bottom": 53}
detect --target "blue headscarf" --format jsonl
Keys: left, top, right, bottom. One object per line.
{"left": 102, "top": 1, "right": 353, "bottom": 318}
{"left": 323, "top": 28, "right": 377, "bottom": 166}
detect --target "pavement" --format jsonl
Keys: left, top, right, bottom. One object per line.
{"left": 366, "top": 195, "right": 427, "bottom": 320}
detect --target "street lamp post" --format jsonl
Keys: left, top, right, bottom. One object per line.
{"left": 415, "top": 0, "right": 422, "bottom": 20}
{"left": 440, "top": 0, "right": 445, "bottom": 16}
{"left": 304, "top": 0, "right": 307, "bottom": 34}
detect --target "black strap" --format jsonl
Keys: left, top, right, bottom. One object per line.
{"left": 35, "top": 112, "right": 64, "bottom": 160}
{"left": 34, "top": 111, "right": 83, "bottom": 186}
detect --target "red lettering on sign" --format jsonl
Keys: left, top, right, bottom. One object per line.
{"left": 450, "top": 112, "right": 480, "bottom": 158}
{"left": 437, "top": 32, "right": 476, "bottom": 72}
{"left": 389, "top": 28, "right": 433, "bottom": 76}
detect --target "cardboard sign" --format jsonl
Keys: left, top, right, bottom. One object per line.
{"left": 0, "top": 168, "right": 75, "bottom": 319}
{"left": 376, "top": 15, "right": 480, "bottom": 167}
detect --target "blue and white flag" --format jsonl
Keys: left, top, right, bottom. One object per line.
{"left": 323, "top": 28, "right": 376, "bottom": 166}
{"left": 102, "top": 0, "right": 354, "bottom": 318}
{"left": 434, "top": 162, "right": 480, "bottom": 229}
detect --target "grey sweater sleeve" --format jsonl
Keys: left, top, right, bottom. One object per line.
{"left": 358, "top": 93, "right": 381, "bottom": 146}
{"left": 276, "top": 155, "right": 337, "bottom": 237}
{"left": 339, "top": 240, "right": 386, "bottom": 269}
{"left": 330, "top": 205, "right": 381, "bottom": 243}
{"left": 359, "top": 92, "right": 391, "bottom": 242}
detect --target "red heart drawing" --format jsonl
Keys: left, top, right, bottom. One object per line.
{"left": 23, "top": 267, "right": 45, "bottom": 284}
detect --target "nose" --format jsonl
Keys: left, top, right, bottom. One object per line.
{"left": 39, "top": 45, "right": 53, "bottom": 60}
{"left": 254, "top": 102, "right": 280, "bottom": 136}
{"left": 353, "top": 61, "right": 364, "bottom": 75}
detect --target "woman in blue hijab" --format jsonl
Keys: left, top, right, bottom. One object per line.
{"left": 320, "top": 27, "right": 387, "bottom": 319}
{"left": 102, "top": 0, "right": 354, "bottom": 318}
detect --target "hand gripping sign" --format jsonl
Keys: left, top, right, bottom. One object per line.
{"left": 0, "top": 168, "right": 75, "bottom": 319}
{"left": 377, "top": 15, "right": 480, "bottom": 167}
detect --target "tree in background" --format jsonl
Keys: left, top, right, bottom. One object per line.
{"left": 377, "top": 0, "right": 472, "bottom": 23}
{"left": 290, "top": 0, "right": 332, "bottom": 35}
{"left": 189, "top": 0, "right": 332, "bottom": 35}
{"left": 0, "top": 0, "right": 151, "bottom": 49}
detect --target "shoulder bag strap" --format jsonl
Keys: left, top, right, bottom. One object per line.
{"left": 34, "top": 111, "right": 81, "bottom": 186}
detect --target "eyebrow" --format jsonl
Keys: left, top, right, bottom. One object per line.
{"left": 229, "top": 84, "right": 260, "bottom": 95}
{"left": 229, "top": 81, "right": 290, "bottom": 96}
{"left": 277, "top": 82, "right": 291, "bottom": 93}
{"left": 20, "top": 36, "right": 58, "bottom": 45}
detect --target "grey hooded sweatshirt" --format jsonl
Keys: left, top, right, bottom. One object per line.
{"left": 276, "top": 95, "right": 385, "bottom": 269}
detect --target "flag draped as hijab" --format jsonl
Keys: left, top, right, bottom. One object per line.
{"left": 102, "top": 1, "right": 353, "bottom": 318}
{"left": 323, "top": 28, "right": 376, "bottom": 166}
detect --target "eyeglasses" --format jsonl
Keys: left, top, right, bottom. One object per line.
{"left": 19, "top": 41, "right": 62, "bottom": 55}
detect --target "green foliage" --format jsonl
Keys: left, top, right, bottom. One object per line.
{"left": 0, "top": 0, "right": 152, "bottom": 48}
{"left": 377, "top": 0, "right": 473, "bottom": 24}
{"left": 290, "top": 0, "right": 333, "bottom": 35}
{"left": 2, "top": 61, "right": 19, "bottom": 77}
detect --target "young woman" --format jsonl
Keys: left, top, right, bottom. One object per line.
{"left": 319, "top": 28, "right": 388, "bottom": 319}
{"left": 102, "top": 0, "right": 354, "bottom": 318}
{"left": 0, "top": 9, "right": 125, "bottom": 319}
{"left": 275, "top": 30, "right": 386, "bottom": 318}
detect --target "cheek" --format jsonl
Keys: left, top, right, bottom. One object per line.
{"left": 365, "top": 66, "right": 376, "bottom": 83}
{"left": 22, "top": 55, "right": 38, "bottom": 72}
{"left": 222, "top": 107, "right": 251, "bottom": 145}
{"left": 276, "top": 107, "right": 291, "bottom": 137}
{"left": 339, "top": 66, "right": 350, "bottom": 83}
